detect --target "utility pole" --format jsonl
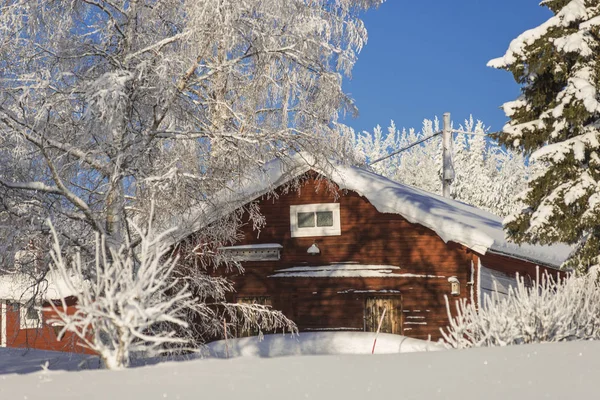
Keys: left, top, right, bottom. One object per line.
{"left": 442, "top": 112, "right": 455, "bottom": 198}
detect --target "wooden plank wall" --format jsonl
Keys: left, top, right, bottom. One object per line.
{"left": 3, "top": 300, "right": 93, "bottom": 354}
{"left": 474, "top": 252, "right": 565, "bottom": 306}
{"left": 213, "top": 173, "right": 475, "bottom": 341}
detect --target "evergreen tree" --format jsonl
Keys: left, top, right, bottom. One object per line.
{"left": 354, "top": 117, "right": 529, "bottom": 217}
{"left": 489, "top": 0, "right": 600, "bottom": 272}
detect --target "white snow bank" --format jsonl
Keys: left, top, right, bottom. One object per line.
{"left": 0, "top": 348, "right": 98, "bottom": 375}
{"left": 2, "top": 341, "right": 600, "bottom": 399}
{"left": 219, "top": 243, "right": 283, "bottom": 250}
{"left": 167, "top": 155, "right": 570, "bottom": 268}
{"left": 204, "top": 332, "right": 443, "bottom": 358}
{"left": 0, "top": 270, "right": 83, "bottom": 302}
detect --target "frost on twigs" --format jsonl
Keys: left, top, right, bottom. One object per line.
{"left": 354, "top": 117, "right": 530, "bottom": 217}
{"left": 441, "top": 268, "right": 600, "bottom": 349}
{"left": 46, "top": 219, "right": 200, "bottom": 370}
{"left": 0, "top": 0, "right": 379, "bottom": 270}
{"left": 171, "top": 219, "right": 297, "bottom": 345}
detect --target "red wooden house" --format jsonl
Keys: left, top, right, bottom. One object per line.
{"left": 169, "top": 156, "right": 571, "bottom": 341}
{"left": 0, "top": 156, "right": 571, "bottom": 351}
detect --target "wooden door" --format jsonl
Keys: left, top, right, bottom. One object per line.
{"left": 236, "top": 296, "right": 272, "bottom": 337}
{"left": 364, "top": 297, "right": 401, "bottom": 334}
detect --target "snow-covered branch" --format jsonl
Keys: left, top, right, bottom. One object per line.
{"left": 441, "top": 269, "right": 600, "bottom": 349}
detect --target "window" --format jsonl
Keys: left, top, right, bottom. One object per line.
{"left": 19, "top": 303, "right": 42, "bottom": 330}
{"left": 290, "top": 203, "right": 341, "bottom": 238}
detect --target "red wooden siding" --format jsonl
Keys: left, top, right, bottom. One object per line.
{"left": 477, "top": 252, "right": 562, "bottom": 281}
{"left": 2, "top": 300, "right": 93, "bottom": 354}
{"left": 211, "top": 173, "right": 477, "bottom": 340}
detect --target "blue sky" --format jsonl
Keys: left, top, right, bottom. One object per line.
{"left": 343, "top": 0, "right": 552, "bottom": 135}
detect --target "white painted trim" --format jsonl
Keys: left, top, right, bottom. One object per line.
{"left": 19, "top": 303, "right": 42, "bottom": 330}
{"left": 470, "top": 260, "right": 475, "bottom": 305}
{"left": 477, "top": 258, "right": 482, "bottom": 310}
{"left": 1, "top": 301, "right": 7, "bottom": 347}
{"left": 290, "top": 203, "right": 341, "bottom": 238}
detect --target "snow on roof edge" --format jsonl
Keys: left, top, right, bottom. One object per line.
{"left": 166, "top": 154, "right": 571, "bottom": 268}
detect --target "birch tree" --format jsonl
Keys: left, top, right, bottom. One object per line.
{"left": 0, "top": 0, "right": 380, "bottom": 260}
{"left": 0, "top": 0, "right": 381, "bottom": 352}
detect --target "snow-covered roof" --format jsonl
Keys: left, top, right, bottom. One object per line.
{"left": 269, "top": 264, "right": 404, "bottom": 278}
{"left": 0, "top": 271, "right": 82, "bottom": 302}
{"left": 166, "top": 154, "right": 571, "bottom": 268}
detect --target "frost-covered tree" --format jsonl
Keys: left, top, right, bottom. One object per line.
{"left": 488, "top": 0, "right": 600, "bottom": 271}
{"left": 47, "top": 219, "right": 295, "bottom": 369}
{"left": 354, "top": 117, "right": 530, "bottom": 217}
{"left": 0, "top": 0, "right": 380, "bottom": 351}
{"left": 0, "top": 0, "right": 380, "bottom": 260}
{"left": 441, "top": 269, "right": 600, "bottom": 349}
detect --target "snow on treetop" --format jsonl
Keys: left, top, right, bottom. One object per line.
{"left": 167, "top": 154, "right": 571, "bottom": 268}
{"left": 488, "top": 0, "right": 591, "bottom": 69}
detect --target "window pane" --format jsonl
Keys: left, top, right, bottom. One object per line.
{"left": 298, "top": 212, "right": 315, "bottom": 228}
{"left": 316, "top": 211, "right": 333, "bottom": 227}
{"left": 26, "top": 306, "right": 39, "bottom": 320}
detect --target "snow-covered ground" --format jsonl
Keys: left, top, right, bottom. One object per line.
{"left": 204, "top": 332, "right": 443, "bottom": 358}
{"left": 1, "top": 335, "right": 599, "bottom": 399}
{"left": 0, "top": 348, "right": 99, "bottom": 375}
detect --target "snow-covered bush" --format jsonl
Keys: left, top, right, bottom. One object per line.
{"left": 441, "top": 270, "right": 600, "bottom": 349}
{"left": 46, "top": 216, "right": 296, "bottom": 369}
{"left": 354, "top": 117, "right": 530, "bottom": 217}
{"left": 47, "top": 221, "right": 199, "bottom": 369}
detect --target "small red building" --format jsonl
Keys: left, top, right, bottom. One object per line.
{"left": 0, "top": 272, "right": 90, "bottom": 353}
{"left": 171, "top": 157, "right": 570, "bottom": 340}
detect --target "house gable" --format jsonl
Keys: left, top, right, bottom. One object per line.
{"left": 212, "top": 172, "right": 475, "bottom": 340}
{"left": 166, "top": 156, "right": 571, "bottom": 269}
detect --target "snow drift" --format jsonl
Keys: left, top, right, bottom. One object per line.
{"left": 204, "top": 332, "right": 443, "bottom": 358}
{"left": 1, "top": 341, "right": 599, "bottom": 399}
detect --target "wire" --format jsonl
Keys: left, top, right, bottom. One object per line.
{"left": 369, "top": 130, "right": 443, "bottom": 165}
{"left": 368, "top": 129, "right": 502, "bottom": 166}
{"left": 452, "top": 129, "right": 499, "bottom": 137}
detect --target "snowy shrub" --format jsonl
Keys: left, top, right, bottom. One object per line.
{"left": 46, "top": 216, "right": 296, "bottom": 369}
{"left": 47, "top": 221, "right": 201, "bottom": 369}
{"left": 441, "top": 269, "right": 600, "bottom": 349}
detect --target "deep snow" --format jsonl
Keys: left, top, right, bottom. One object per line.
{"left": 1, "top": 340, "right": 599, "bottom": 399}
{"left": 0, "top": 347, "right": 98, "bottom": 375}
{"left": 204, "top": 332, "right": 443, "bottom": 358}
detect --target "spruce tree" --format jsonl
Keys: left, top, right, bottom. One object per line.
{"left": 489, "top": 0, "right": 600, "bottom": 272}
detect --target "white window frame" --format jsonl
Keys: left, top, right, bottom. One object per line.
{"left": 290, "top": 203, "right": 341, "bottom": 238}
{"left": 19, "top": 303, "right": 42, "bottom": 330}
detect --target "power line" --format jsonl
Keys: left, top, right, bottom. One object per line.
{"left": 369, "top": 130, "right": 442, "bottom": 165}
{"left": 453, "top": 129, "right": 500, "bottom": 137}
{"left": 368, "top": 128, "right": 502, "bottom": 166}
